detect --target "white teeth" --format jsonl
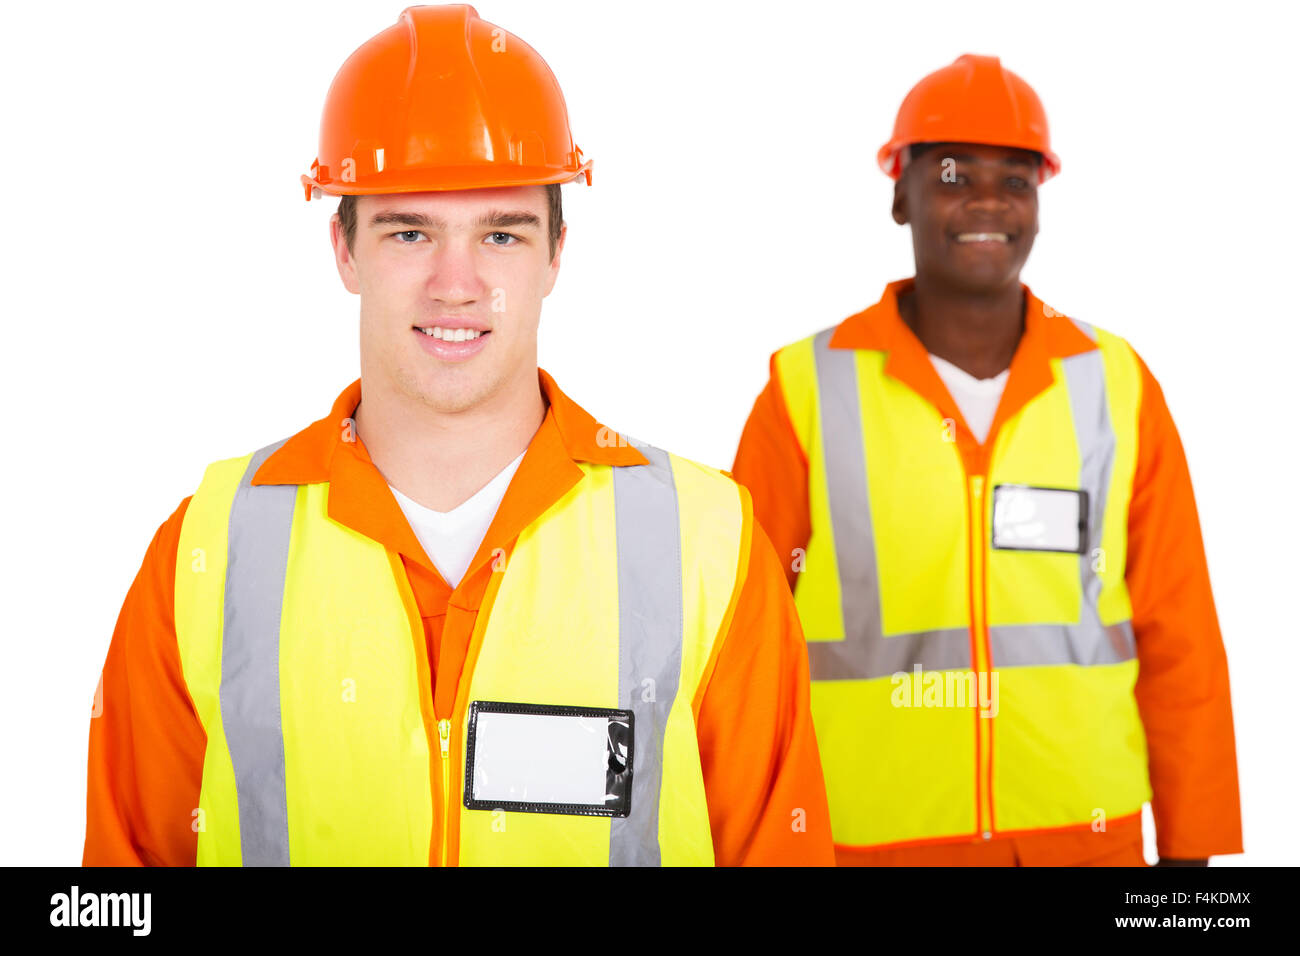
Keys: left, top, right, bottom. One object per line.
{"left": 418, "top": 326, "right": 484, "bottom": 341}
{"left": 956, "top": 233, "right": 1009, "bottom": 243}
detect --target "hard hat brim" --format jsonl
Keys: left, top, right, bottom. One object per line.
{"left": 301, "top": 161, "right": 594, "bottom": 201}
{"left": 877, "top": 140, "right": 1060, "bottom": 183}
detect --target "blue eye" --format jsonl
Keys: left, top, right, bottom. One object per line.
{"left": 487, "top": 232, "right": 520, "bottom": 246}
{"left": 393, "top": 231, "right": 425, "bottom": 243}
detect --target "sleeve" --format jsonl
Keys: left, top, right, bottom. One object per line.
{"left": 83, "top": 496, "right": 207, "bottom": 866}
{"left": 1126, "top": 353, "right": 1243, "bottom": 860}
{"left": 694, "top": 500, "right": 836, "bottom": 866}
{"left": 730, "top": 353, "right": 811, "bottom": 592}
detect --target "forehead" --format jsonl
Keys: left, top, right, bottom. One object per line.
{"left": 359, "top": 185, "right": 548, "bottom": 219}
{"left": 918, "top": 142, "right": 1039, "bottom": 169}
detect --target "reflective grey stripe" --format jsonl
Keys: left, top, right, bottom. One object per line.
{"left": 807, "top": 329, "right": 971, "bottom": 679}
{"left": 812, "top": 627, "right": 972, "bottom": 679}
{"left": 1051, "top": 346, "right": 1136, "bottom": 664}
{"left": 220, "top": 435, "right": 688, "bottom": 866}
{"left": 808, "top": 326, "right": 1133, "bottom": 677}
{"left": 990, "top": 620, "right": 1135, "bottom": 666}
{"left": 609, "top": 441, "right": 683, "bottom": 867}
{"left": 221, "top": 438, "right": 294, "bottom": 867}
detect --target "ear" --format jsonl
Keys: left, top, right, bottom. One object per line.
{"left": 891, "top": 178, "right": 909, "bottom": 226}
{"left": 330, "top": 213, "right": 361, "bottom": 295}
{"left": 542, "top": 222, "right": 567, "bottom": 298}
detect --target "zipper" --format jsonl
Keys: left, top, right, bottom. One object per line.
{"left": 438, "top": 717, "right": 451, "bottom": 866}
{"left": 969, "top": 474, "right": 994, "bottom": 840}
{"left": 431, "top": 553, "right": 507, "bottom": 868}
{"left": 387, "top": 547, "right": 459, "bottom": 868}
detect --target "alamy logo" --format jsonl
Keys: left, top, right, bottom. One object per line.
{"left": 49, "top": 885, "right": 151, "bottom": 936}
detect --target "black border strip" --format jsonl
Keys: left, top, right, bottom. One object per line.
{"left": 463, "top": 700, "right": 634, "bottom": 817}
{"left": 990, "top": 483, "right": 1090, "bottom": 555}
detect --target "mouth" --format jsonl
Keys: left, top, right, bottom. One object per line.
{"left": 953, "top": 232, "right": 1013, "bottom": 245}
{"left": 415, "top": 325, "right": 490, "bottom": 342}
{"left": 412, "top": 324, "right": 492, "bottom": 361}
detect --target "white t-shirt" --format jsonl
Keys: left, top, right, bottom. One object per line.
{"left": 928, "top": 353, "right": 1010, "bottom": 445}
{"left": 388, "top": 449, "right": 526, "bottom": 588}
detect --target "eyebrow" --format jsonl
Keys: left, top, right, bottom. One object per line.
{"left": 942, "top": 152, "right": 1037, "bottom": 170}
{"left": 367, "top": 210, "right": 543, "bottom": 230}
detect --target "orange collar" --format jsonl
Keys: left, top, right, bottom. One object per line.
{"left": 248, "top": 367, "right": 648, "bottom": 585}
{"left": 830, "top": 277, "right": 1098, "bottom": 470}
{"left": 253, "top": 366, "right": 646, "bottom": 487}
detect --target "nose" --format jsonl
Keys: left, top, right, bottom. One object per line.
{"left": 965, "top": 177, "right": 1012, "bottom": 216}
{"left": 426, "top": 237, "right": 488, "bottom": 305}
{"left": 965, "top": 193, "right": 1010, "bottom": 217}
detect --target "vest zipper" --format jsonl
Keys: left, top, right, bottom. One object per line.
{"left": 436, "top": 563, "right": 505, "bottom": 867}
{"left": 437, "top": 717, "right": 451, "bottom": 866}
{"left": 969, "top": 474, "right": 994, "bottom": 840}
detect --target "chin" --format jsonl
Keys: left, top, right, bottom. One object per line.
{"left": 391, "top": 363, "right": 484, "bottom": 415}
{"left": 943, "top": 264, "right": 1024, "bottom": 294}
{"left": 423, "top": 377, "right": 489, "bottom": 414}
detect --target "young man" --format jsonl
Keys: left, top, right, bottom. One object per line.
{"left": 732, "top": 54, "right": 1242, "bottom": 866}
{"left": 83, "top": 4, "right": 834, "bottom": 867}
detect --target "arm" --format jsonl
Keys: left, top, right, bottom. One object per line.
{"left": 83, "top": 496, "right": 207, "bottom": 866}
{"left": 1127, "top": 353, "right": 1243, "bottom": 863}
{"left": 731, "top": 355, "right": 811, "bottom": 592}
{"left": 694, "top": 500, "right": 836, "bottom": 866}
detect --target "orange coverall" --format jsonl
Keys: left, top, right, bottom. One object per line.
{"left": 84, "top": 369, "right": 836, "bottom": 866}
{"left": 731, "top": 281, "right": 1244, "bottom": 866}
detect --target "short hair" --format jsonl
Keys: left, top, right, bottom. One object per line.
{"left": 336, "top": 183, "right": 564, "bottom": 261}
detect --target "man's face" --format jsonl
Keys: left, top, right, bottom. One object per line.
{"left": 331, "top": 185, "right": 564, "bottom": 414}
{"left": 892, "top": 142, "right": 1039, "bottom": 292}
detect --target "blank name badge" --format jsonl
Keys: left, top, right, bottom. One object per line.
{"left": 991, "top": 484, "right": 1089, "bottom": 554}
{"left": 464, "top": 701, "right": 634, "bottom": 816}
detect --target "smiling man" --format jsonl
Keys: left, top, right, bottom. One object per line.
{"left": 82, "top": 4, "right": 834, "bottom": 867}
{"left": 732, "top": 54, "right": 1243, "bottom": 866}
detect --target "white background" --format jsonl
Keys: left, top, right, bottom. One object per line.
{"left": 2, "top": 0, "right": 1294, "bottom": 866}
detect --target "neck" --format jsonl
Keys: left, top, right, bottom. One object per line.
{"left": 352, "top": 369, "right": 546, "bottom": 512}
{"left": 900, "top": 273, "right": 1025, "bottom": 379}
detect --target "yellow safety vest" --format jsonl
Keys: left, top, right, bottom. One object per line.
{"left": 774, "top": 315, "right": 1151, "bottom": 849}
{"left": 172, "top": 436, "right": 746, "bottom": 865}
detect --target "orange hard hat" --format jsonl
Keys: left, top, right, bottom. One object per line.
{"left": 877, "top": 54, "right": 1060, "bottom": 183}
{"left": 300, "top": 4, "right": 592, "bottom": 201}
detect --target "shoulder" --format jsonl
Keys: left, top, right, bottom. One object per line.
{"left": 1041, "top": 304, "right": 1152, "bottom": 416}
{"left": 637, "top": 444, "right": 750, "bottom": 519}
{"left": 624, "top": 442, "right": 753, "bottom": 563}
{"left": 189, "top": 435, "right": 296, "bottom": 502}
{"left": 146, "top": 494, "right": 195, "bottom": 577}
{"left": 772, "top": 324, "right": 836, "bottom": 359}
{"left": 182, "top": 453, "right": 256, "bottom": 521}
{"left": 764, "top": 325, "right": 843, "bottom": 452}
{"left": 178, "top": 438, "right": 295, "bottom": 553}
{"left": 770, "top": 322, "right": 841, "bottom": 377}
{"left": 1065, "top": 314, "right": 1141, "bottom": 362}
{"left": 1038, "top": 298, "right": 1146, "bottom": 375}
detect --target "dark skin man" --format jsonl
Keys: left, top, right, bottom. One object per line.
{"left": 890, "top": 139, "right": 1207, "bottom": 868}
